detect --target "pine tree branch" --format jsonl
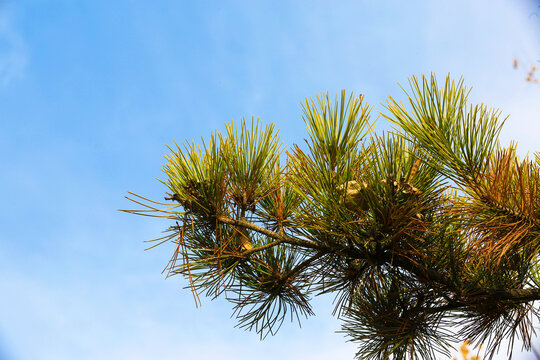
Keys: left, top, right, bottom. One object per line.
{"left": 215, "top": 215, "right": 326, "bottom": 251}
{"left": 241, "top": 239, "right": 285, "bottom": 256}
{"left": 424, "top": 288, "right": 540, "bottom": 314}
{"left": 217, "top": 214, "right": 540, "bottom": 313}
{"left": 217, "top": 215, "right": 460, "bottom": 291}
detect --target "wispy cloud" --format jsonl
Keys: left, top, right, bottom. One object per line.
{"left": 0, "top": 4, "right": 27, "bottom": 86}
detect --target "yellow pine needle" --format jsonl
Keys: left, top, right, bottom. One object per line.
{"left": 408, "top": 158, "right": 421, "bottom": 182}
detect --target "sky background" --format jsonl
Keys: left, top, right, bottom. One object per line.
{"left": 1, "top": 1, "right": 540, "bottom": 359}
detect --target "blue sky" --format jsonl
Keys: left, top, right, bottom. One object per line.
{"left": 1, "top": 1, "right": 540, "bottom": 359}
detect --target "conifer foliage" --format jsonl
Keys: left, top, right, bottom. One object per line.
{"left": 124, "top": 75, "right": 540, "bottom": 360}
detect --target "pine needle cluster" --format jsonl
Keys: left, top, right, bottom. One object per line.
{"left": 123, "top": 74, "right": 540, "bottom": 360}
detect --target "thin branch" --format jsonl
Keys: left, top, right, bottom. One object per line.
{"left": 241, "top": 239, "right": 285, "bottom": 256}
{"left": 423, "top": 288, "right": 540, "bottom": 314}
{"left": 215, "top": 215, "right": 325, "bottom": 250}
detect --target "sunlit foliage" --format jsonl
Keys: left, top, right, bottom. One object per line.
{"left": 124, "top": 75, "right": 540, "bottom": 360}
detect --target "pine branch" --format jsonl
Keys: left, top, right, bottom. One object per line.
{"left": 126, "top": 76, "right": 540, "bottom": 360}
{"left": 424, "top": 288, "right": 540, "bottom": 314}
{"left": 215, "top": 215, "right": 326, "bottom": 251}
